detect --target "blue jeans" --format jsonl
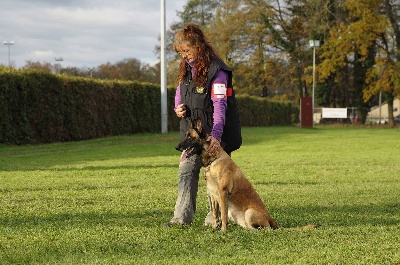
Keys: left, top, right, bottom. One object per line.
{"left": 170, "top": 152, "right": 202, "bottom": 224}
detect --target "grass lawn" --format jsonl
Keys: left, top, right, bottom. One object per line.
{"left": 0, "top": 126, "right": 399, "bottom": 264}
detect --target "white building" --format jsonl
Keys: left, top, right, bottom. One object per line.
{"left": 367, "top": 98, "right": 400, "bottom": 124}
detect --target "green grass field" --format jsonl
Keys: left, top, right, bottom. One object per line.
{"left": 1, "top": 126, "right": 399, "bottom": 264}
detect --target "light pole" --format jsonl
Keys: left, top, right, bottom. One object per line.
{"left": 160, "top": 0, "right": 168, "bottom": 134}
{"left": 309, "top": 39, "right": 320, "bottom": 126}
{"left": 55, "top": 57, "right": 63, "bottom": 74}
{"left": 3, "top": 41, "right": 14, "bottom": 67}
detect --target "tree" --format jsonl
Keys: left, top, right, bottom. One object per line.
{"left": 23, "top": 61, "right": 54, "bottom": 73}
{"left": 247, "top": 0, "right": 302, "bottom": 98}
{"left": 177, "top": 0, "right": 219, "bottom": 26}
{"left": 350, "top": 0, "right": 399, "bottom": 126}
{"left": 96, "top": 58, "right": 160, "bottom": 83}
{"left": 62, "top": 66, "right": 93, "bottom": 77}
{"left": 318, "top": 0, "right": 388, "bottom": 123}
{"left": 154, "top": 0, "right": 219, "bottom": 87}
{"left": 208, "top": 0, "right": 272, "bottom": 95}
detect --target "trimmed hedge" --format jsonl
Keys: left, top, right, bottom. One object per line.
{"left": 0, "top": 69, "right": 298, "bottom": 145}
{"left": 237, "top": 96, "right": 298, "bottom": 127}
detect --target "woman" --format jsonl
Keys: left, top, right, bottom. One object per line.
{"left": 166, "top": 23, "right": 241, "bottom": 227}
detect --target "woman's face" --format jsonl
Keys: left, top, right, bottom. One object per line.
{"left": 178, "top": 42, "right": 197, "bottom": 62}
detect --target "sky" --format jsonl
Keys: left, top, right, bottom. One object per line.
{"left": 0, "top": 0, "right": 186, "bottom": 69}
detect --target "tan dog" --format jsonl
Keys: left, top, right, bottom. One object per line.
{"left": 201, "top": 140, "right": 278, "bottom": 232}
{"left": 176, "top": 120, "right": 319, "bottom": 232}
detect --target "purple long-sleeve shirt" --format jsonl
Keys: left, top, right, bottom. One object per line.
{"left": 174, "top": 68, "right": 228, "bottom": 142}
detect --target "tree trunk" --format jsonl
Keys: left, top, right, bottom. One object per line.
{"left": 386, "top": 92, "right": 395, "bottom": 127}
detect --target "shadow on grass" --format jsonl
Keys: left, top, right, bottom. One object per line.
{"left": 1, "top": 203, "right": 398, "bottom": 230}
{"left": 0, "top": 209, "right": 171, "bottom": 229}
{"left": 0, "top": 184, "right": 141, "bottom": 193}
{"left": 274, "top": 203, "right": 400, "bottom": 228}
{"left": 0, "top": 127, "right": 326, "bottom": 172}
{"left": 0, "top": 137, "right": 180, "bottom": 172}
{"left": 48, "top": 163, "right": 177, "bottom": 172}
{"left": 253, "top": 180, "right": 320, "bottom": 186}
{"left": 0, "top": 161, "right": 177, "bottom": 173}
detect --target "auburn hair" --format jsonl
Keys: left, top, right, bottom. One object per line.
{"left": 173, "top": 23, "right": 219, "bottom": 86}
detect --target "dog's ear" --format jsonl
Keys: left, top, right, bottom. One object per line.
{"left": 195, "top": 119, "right": 202, "bottom": 133}
{"left": 190, "top": 119, "right": 203, "bottom": 133}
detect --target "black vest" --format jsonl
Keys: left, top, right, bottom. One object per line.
{"left": 179, "top": 57, "right": 242, "bottom": 153}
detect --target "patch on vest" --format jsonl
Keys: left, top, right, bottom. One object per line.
{"left": 196, "top": 87, "right": 205, "bottom": 94}
{"left": 212, "top": 83, "right": 227, "bottom": 99}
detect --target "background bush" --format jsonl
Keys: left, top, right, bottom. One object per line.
{"left": 0, "top": 69, "right": 298, "bottom": 145}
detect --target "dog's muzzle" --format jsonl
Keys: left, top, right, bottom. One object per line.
{"left": 175, "top": 136, "right": 203, "bottom": 158}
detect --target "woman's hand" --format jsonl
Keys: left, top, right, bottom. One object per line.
{"left": 175, "top": 104, "right": 186, "bottom": 118}
{"left": 206, "top": 135, "right": 221, "bottom": 155}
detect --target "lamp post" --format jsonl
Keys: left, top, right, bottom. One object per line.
{"left": 55, "top": 57, "right": 63, "bottom": 74}
{"left": 309, "top": 39, "right": 320, "bottom": 126}
{"left": 160, "top": 0, "right": 168, "bottom": 134}
{"left": 3, "top": 41, "right": 14, "bottom": 67}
